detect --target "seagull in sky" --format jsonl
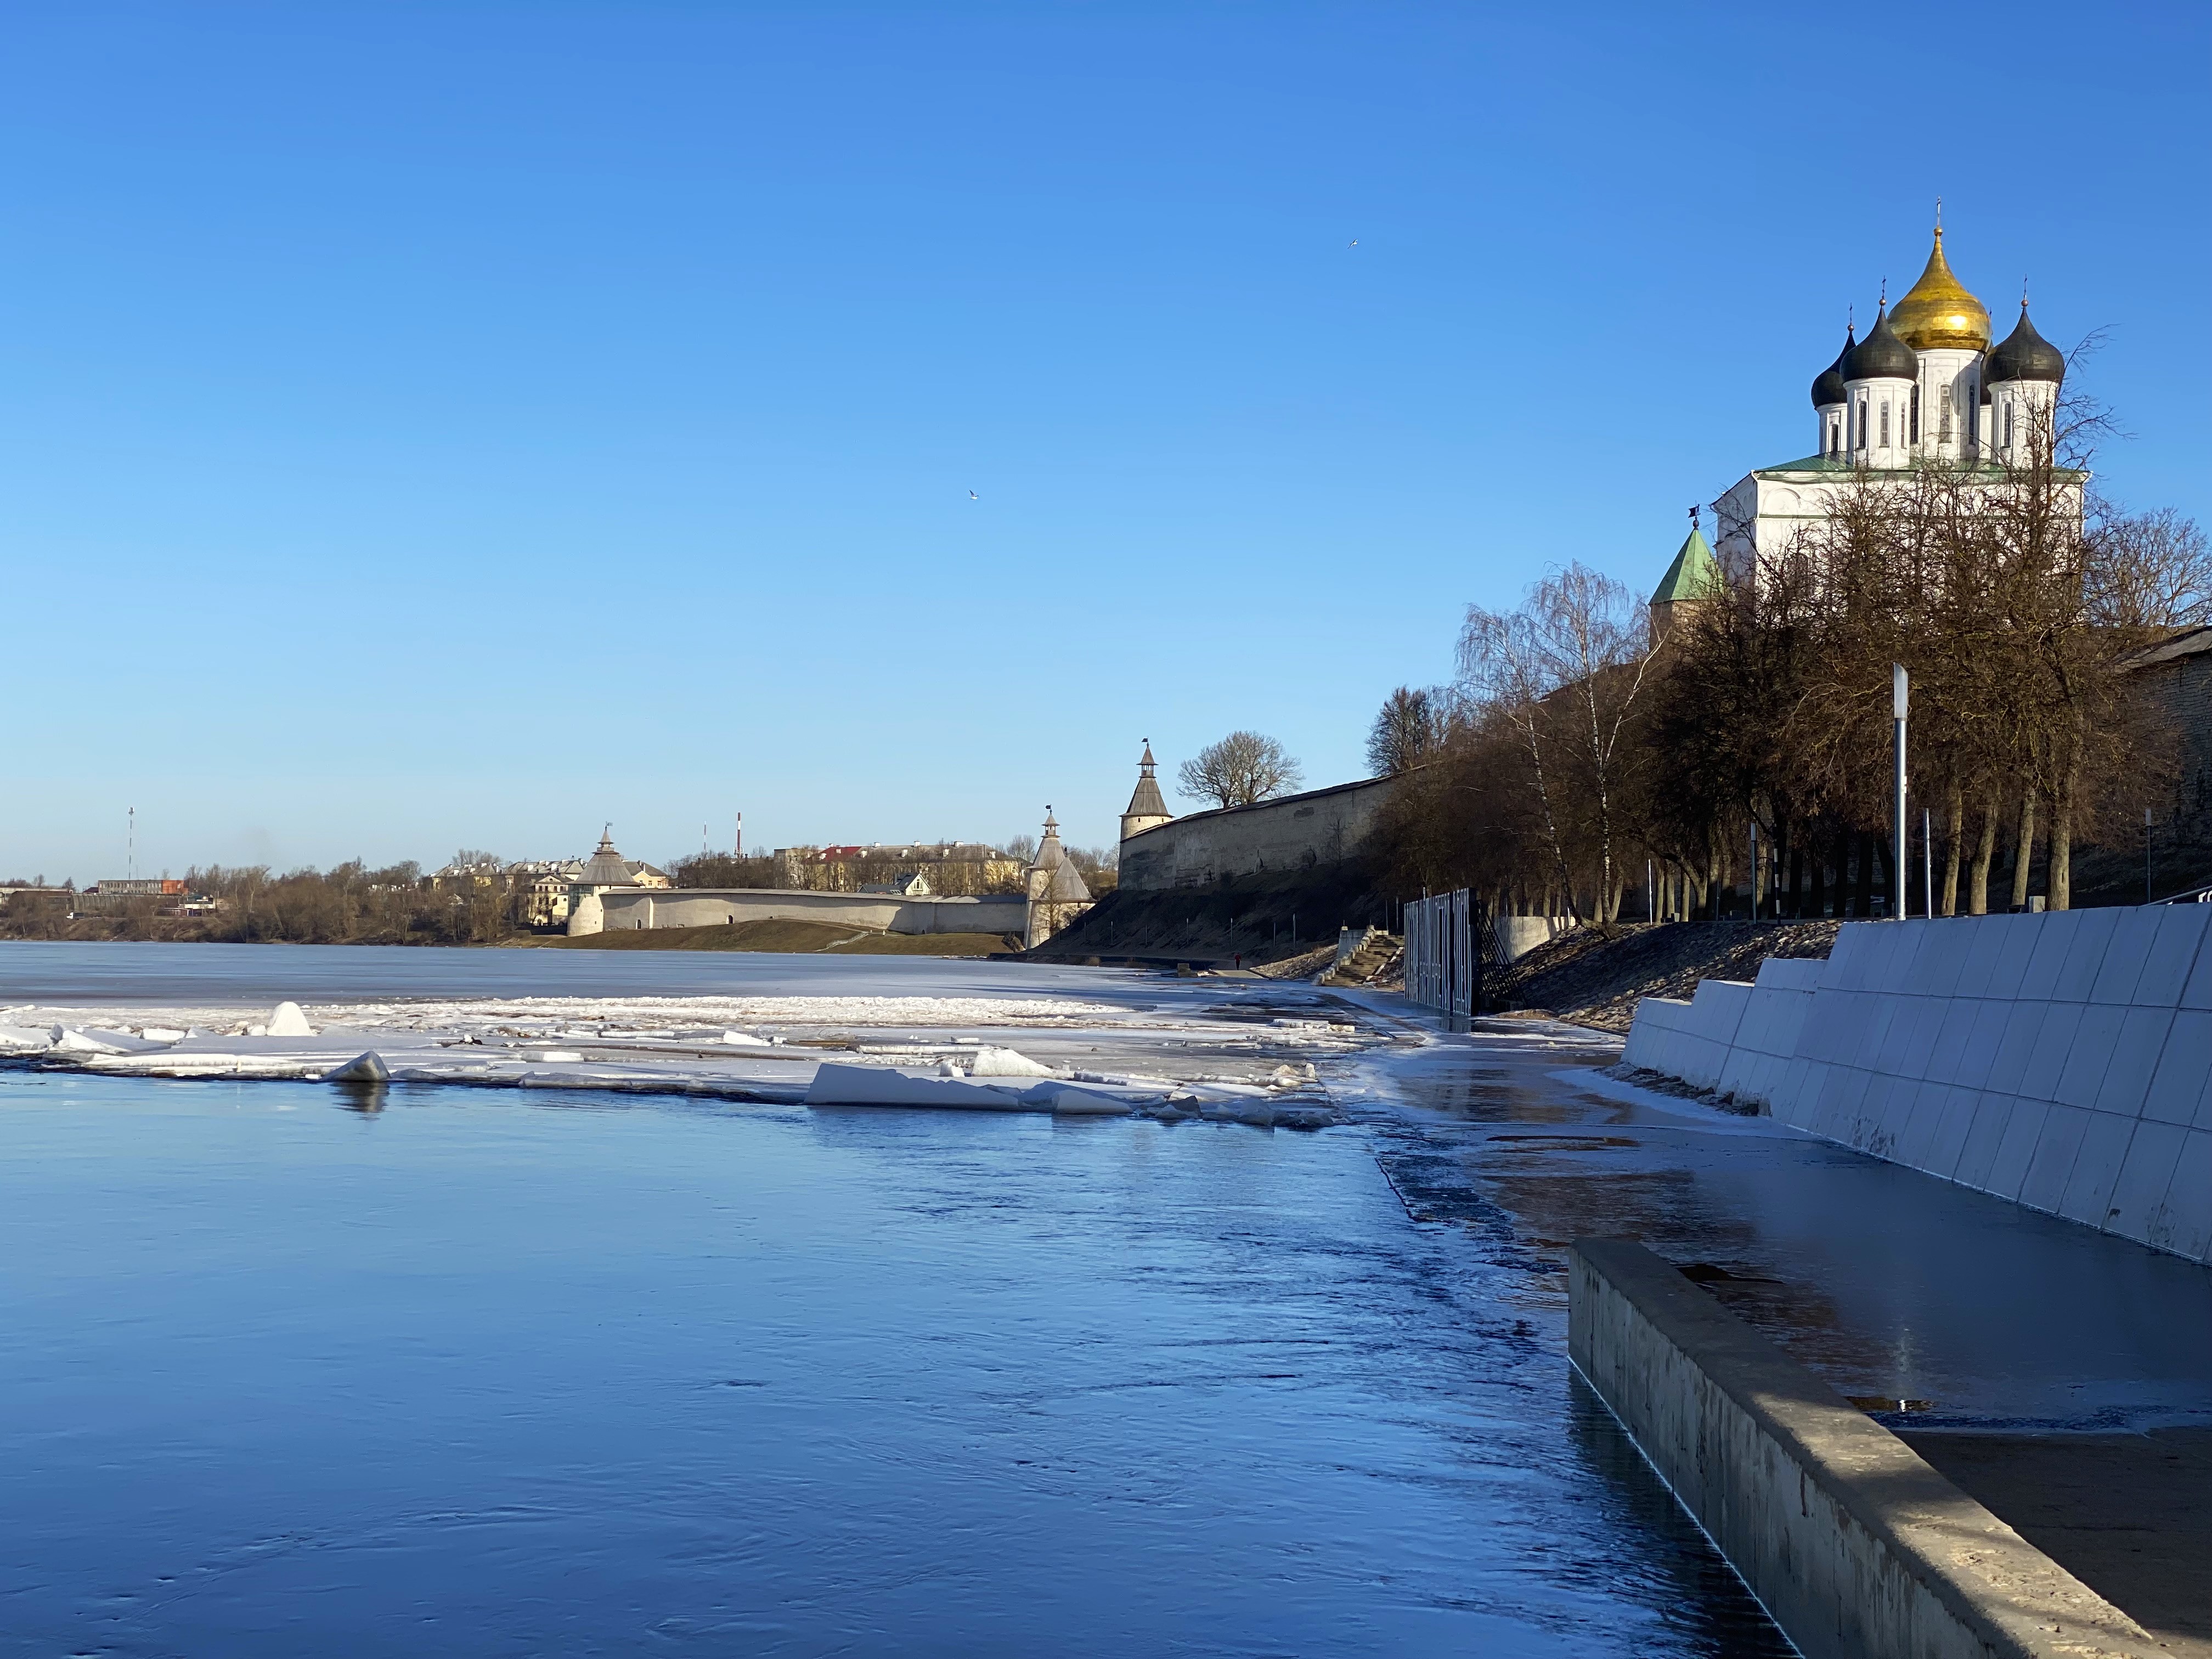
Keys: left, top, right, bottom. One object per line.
{"left": 1348, "top": 239, "right": 1358, "bottom": 247}
{"left": 968, "top": 490, "right": 979, "bottom": 500}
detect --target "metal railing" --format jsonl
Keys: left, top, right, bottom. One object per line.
{"left": 1404, "top": 889, "right": 1482, "bottom": 1027}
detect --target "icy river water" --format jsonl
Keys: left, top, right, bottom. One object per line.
{"left": 0, "top": 944, "right": 1788, "bottom": 1656}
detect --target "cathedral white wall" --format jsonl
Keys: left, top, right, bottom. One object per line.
{"left": 1915, "top": 348, "right": 1980, "bottom": 460}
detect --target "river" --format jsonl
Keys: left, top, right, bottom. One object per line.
{"left": 0, "top": 945, "right": 1786, "bottom": 1655}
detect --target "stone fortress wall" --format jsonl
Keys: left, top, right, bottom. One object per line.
{"left": 1623, "top": 905, "right": 2212, "bottom": 1264}
{"left": 573, "top": 887, "right": 1030, "bottom": 938}
{"left": 1119, "top": 777, "right": 1393, "bottom": 894}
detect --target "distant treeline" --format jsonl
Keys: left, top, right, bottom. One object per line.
{"left": 0, "top": 861, "right": 517, "bottom": 946}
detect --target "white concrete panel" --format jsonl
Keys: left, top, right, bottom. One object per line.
{"left": 2015, "top": 911, "right": 2083, "bottom": 1001}
{"left": 1984, "top": 1003, "right": 2047, "bottom": 1096}
{"left": 2143, "top": 1009, "right": 2212, "bottom": 1126}
{"left": 2157, "top": 1131, "right": 2212, "bottom": 1261}
{"left": 2018, "top": 1003, "right": 2088, "bottom": 1103}
{"left": 1918, "top": 922, "right": 1975, "bottom": 998}
{"left": 1771, "top": 1057, "right": 1817, "bottom": 1124}
{"left": 1923, "top": 1000, "right": 1978, "bottom": 1085}
{"left": 2018, "top": 1103, "right": 2091, "bottom": 1212}
{"left": 2093, "top": 1007, "right": 2174, "bottom": 1119}
{"left": 1886, "top": 997, "right": 1946, "bottom": 1079}
{"left": 1754, "top": 956, "right": 1828, "bottom": 991}
{"left": 1900, "top": 922, "right": 1946, "bottom": 994}
{"left": 1951, "top": 1093, "right": 2013, "bottom": 1192}
{"left": 1849, "top": 1074, "right": 1898, "bottom": 1151}
{"left": 1924, "top": 1085, "right": 1981, "bottom": 1178}
{"left": 1896, "top": 1082, "right": 1953, "bottom": 1167}
{"left": 2106, "top": 1119, "right": 2188, "bottom": 1245}
{"left": 1826, "top": 922, "right": 1876, "bottom": 990}
{"left": 2179, "top": 917, "right": 2212, "bottom": 1010}
{"left": 2135, "top": 906, "right": 2211, "bottom": 1006}
{"left": 1952, "top": 917, "right": 2006, "bottom": 999}
{"left": 1869, "top": 1079, "right": 1923, "bottom": 1159}
{"left": 1855, "top": 994, "right": 1901, "bottom": 1069}
{"left": 1980, "top": 915, "right": 2040, "bottom": 1000}
{"left": 1955, "top": 1001, "right": 2011, "bottom": 1089}
{"left": 2052, "top": 908, "right": 2121, "bottom": 1002}
{"left": 1984, "top": 1097, "right": 2050, "bottom": 1201}
{"left": 2056, "top": 1110, "right": 2137, "bottom": 1227}
{"left": 2053, "top": 1003, "right": 2128, "bottom": 1110}
{"left": 2090, "top": 908, "right": 2164, "bottom": 1003}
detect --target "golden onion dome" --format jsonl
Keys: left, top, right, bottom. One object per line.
{"left": 1889, "top": 228, "right": 1990, "bottom": 352}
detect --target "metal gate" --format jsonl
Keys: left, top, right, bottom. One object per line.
{"left": 1404, "top": 889, "right": 1481, "bottom": 1028}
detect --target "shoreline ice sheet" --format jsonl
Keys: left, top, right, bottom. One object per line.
{"left": 0, "top": 984, "right": 1385, "bottom": 1120}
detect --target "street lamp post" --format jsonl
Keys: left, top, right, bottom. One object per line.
{"left": 1893, "top": 664, "right": 1909, "bottom": 922}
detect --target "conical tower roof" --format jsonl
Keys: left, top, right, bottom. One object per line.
{"left": 1652, "top": 523, "right": 1721, "bottom": 605}
{"left": 1890, "top": 227, "right": 1990, "bottom": 352}
{"left": 1032, "top": 809, "right": 1064, "bottom": 872}
{"left": 1124, "top": 742, "right": 1168, "bottom": 819}
{"left": 578, "top": 826, "right": 633, "bottom": 887}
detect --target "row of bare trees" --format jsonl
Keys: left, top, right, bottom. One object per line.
{"left": 1375, "top": 405, "right": 2211, "bottom": 922}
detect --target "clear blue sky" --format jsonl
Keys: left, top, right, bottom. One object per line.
{"left": 4, "top": 2, "right": 2205, "bottom": 882}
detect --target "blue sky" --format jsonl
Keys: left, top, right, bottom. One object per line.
{"left": 3, "top": 2, "right": 2205, "bottom": 881}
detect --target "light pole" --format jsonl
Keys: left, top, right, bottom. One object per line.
{"left": 1892, "top": 664, "right": 1909, "bottom": 922}
{"left": 1923, "top": 807, "right": 1934, "bottom": 920}
{"left": 2147, "top": 808, "right": 2155, "bottom": 905}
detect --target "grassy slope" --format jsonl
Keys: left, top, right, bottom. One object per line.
{"left": 529, "top": 918, "right": 1019, "bottom": 956}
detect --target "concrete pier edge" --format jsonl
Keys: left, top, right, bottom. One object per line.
{"left": 1567, "top": 1239, "right": 2163, "bottom": 1659}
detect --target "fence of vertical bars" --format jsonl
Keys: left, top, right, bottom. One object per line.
{"left": 1403, "top": 888, "right": 1481, "bottom": 1028}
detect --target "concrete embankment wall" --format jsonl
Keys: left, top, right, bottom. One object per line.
{"left": 581, "top": 888, "right": 1029, "bottom": 938}
{"left": 1623, "top": 906, "right": 2212, "bottom": 1264}
{"left": 1569, "top": 1239, "right": 2162, "bottom": 1659}
{"left": 1120, "top": 777, "right": 1393, "bottom": 893}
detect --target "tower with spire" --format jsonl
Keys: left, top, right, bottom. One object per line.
{"left": 1119, "top": 742, "right": 1173, "bottom": 843}
{"left": 1024, "top": 808, "right": 1094, "bottom": 948}
{"left": 1709, "top": 218, "right": 2076, "bottom": 581}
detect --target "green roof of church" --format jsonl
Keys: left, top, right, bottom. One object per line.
{"left": 1651, "top": 526, "right": 1720, "bottom": 603}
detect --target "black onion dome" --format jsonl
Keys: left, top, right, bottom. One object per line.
{"left": 1985, "top": 306, "right": 2066, "bottom": 385}
{"left": 1810, "top": 328, "right": 1853, "bottom": 408}
{"left": 1842, "top": 307, "right": 1917, "bottom": 381}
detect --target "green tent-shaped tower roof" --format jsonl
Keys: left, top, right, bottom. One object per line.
{"left": 1651, "top": 525, "right": 1720, "bottom": 605}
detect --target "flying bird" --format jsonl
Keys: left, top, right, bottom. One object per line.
{"left": 968, "top": 490, "right": 979, "bottom": 500}
{"left": 1348, "top": 239, "right": 1358, "bottom": 247}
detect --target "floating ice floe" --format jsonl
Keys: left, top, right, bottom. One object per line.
{"left": 806, "top": 1063, "right": 1030, "bottom": 1110}
{"left": 322, "top": 1052, "right": 391, "bottom": 1083}
{"left": 721, "top": 1030, "right": 771, "bottom": 1046}
{"left": 944, "top": 1047, "right": 1054, "bottom": 1079}
{"left": 267, "top": 1002, "right": 315, "bottom": 1037}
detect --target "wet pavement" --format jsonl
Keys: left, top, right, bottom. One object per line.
{"left": 1338, "top": 1005, "right": 2212, "bottom": 1653}
{"left": 0, "top": 1064, "right": 1792, "bottom": 1658}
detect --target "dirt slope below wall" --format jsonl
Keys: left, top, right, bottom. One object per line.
{"left": 1492, "top": 920, "right": 1841, "bottom": 1032}
{"left": 1026, "top": 862, "right": 1391, "bottom": 968}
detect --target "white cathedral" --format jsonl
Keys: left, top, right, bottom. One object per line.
{"left": 1707, "top": 224, "right": 2074, "bottom": 578}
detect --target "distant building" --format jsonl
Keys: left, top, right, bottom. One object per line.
{"left": 1024, "top": 810, "right": 1093, "bottom": 948}
{"left": 1119, "top": 742, "right": 1173, "bottom": 841}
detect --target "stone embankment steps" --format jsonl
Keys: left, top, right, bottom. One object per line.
{"left": 1622, "top": 904, "right": 2212, "bottom": 1265}
{"left": 1571, "top": 1240, "right": 2166, "bottom": 1659}
{"left": 1321, "top": 929, "right": 1401, "bottom": 987}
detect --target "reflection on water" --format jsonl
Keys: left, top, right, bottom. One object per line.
{"left": 0, "top": 1070, "right": 1788, "bottom": 1657}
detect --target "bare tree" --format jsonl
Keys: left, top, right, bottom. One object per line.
{"left": 1177, "top": 732, "right": 1303, "bottom": 808}
{"left": 1365, "top": 686, "right": 1446, "bottom": 776}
